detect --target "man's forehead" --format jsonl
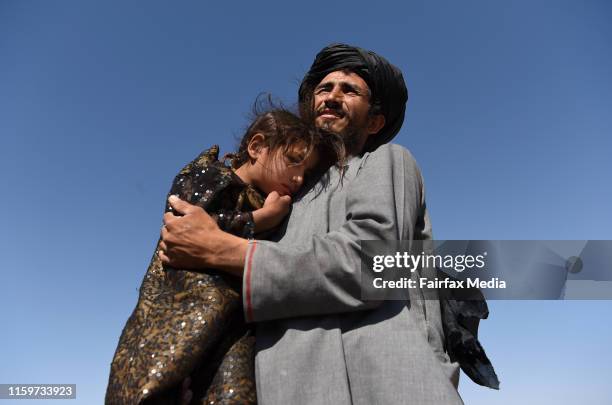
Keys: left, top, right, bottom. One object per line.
{"left": 316, "top": 70, "right": 369, "bottom": 90}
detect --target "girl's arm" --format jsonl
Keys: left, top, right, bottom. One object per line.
{"left": 251, "top": 192, "right": 291, "bottom": 233}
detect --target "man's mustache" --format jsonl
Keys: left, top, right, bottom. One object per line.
{"left": 316, "top": 105, "right": 345, "bottom": 118}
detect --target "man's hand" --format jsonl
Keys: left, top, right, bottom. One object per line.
{"left": 252, "top": 191, "right": 291, "bottom": 233}
{"left": 159, "top": 196, "right": 249, "bottom": 276}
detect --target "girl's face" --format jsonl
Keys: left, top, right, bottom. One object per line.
{"left": 251, "top": 141, "right": 319, "bottom": 196}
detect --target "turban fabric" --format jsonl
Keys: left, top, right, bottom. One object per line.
{"left": 299, "top": 43, "right": 408, "bottom": 151}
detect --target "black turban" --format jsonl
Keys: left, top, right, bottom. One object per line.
{"left": 299, "top": 43, "right": 408, "bottom": 152}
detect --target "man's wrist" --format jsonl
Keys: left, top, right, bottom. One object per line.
{"left": 211, "top": 232, "right": 249, "bottom": 276}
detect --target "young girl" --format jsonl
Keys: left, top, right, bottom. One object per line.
{"left": 106, "top": 106, "right": 344, "bottom": 404}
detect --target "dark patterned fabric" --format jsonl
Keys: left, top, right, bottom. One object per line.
{"left": 106, "top": 146, "right": 262, "bottom": 404}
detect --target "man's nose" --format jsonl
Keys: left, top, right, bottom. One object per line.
{"left": 324, "top": 97, "right": 341, "bottom": 111}
{"left": 325, "top": 86, "right": 343, "bottom": 104}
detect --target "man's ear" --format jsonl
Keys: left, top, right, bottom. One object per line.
{"left": 367, "top": 114, "right": 386, "bottom": 135}
{"left": 246, "top": 133, "right": 266, "bottom": 162}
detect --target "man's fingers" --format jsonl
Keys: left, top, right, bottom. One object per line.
{"left": 160, "top": 226, "right": 173, "bottom": 245}
{"left": 158, "top": 249, "right": 170, "bottom": 265}
{"left": 168, "top": 195, "right": 196, "bottom": 215}
{"left": 280, "top": 195, "right": 292, "bottom": 204}
{"left": 163, "top": 212, "right": 178, "bottom": 229}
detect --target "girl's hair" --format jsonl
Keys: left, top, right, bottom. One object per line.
{"left": 227, "top": 95, "right": 346, "bottom": 175}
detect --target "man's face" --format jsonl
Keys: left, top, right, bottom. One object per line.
{"left": 313, "top": 70, "right": 378, "bottom": 152}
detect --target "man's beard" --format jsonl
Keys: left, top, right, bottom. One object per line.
{"left": 319, "top": 119, "right": 363, "bottom": 155}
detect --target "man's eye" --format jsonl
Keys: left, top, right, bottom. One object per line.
{"left": 315, "top": 85, "right": 331, "bottom": 94}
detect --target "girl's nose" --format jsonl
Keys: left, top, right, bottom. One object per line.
{"left": 292, "top": 174, "right": 303, "bottom": 186}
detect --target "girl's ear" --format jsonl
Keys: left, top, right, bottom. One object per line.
{"left": 246, "top": 133, "right": 266, "bottom": 162}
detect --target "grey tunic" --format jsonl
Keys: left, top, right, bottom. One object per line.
{"left": 242, "top": 143, "right": 463, "bottom": 404}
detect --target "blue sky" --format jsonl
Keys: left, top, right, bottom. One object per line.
{"left": 1, "top": 1, "right": 611, "bottom": 404}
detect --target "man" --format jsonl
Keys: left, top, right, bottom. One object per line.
{"left": 159, "top": 43, "right": 464, "bottom": 404}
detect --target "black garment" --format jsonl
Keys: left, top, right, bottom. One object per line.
{"left": 440, "top": 273, "right": 500, "bottom": 389}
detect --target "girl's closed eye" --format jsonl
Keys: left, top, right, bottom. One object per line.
{"left": 285, "top": 153, "right": 303, "bottom": 165}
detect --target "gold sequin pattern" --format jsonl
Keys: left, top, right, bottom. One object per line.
{"left": 106, "top": 146, "right": 263, "bottom": 404}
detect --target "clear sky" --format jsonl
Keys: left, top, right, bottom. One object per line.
{"left": 1, "top": 1, "right": 611, "bottom": 404}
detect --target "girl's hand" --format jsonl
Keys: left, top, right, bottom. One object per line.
{"left": 253, "top": 191, "right": 292, "bottom": 232}
{"left": 263, "top": 191, "right": 292, "bottom": 217}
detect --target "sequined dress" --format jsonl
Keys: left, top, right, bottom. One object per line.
{"left": 106, "top": 146, "right": 262, "bottom": 405}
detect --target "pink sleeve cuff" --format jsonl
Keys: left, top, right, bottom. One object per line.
{"left": 244, "top": 240, "right": 257, "bottom": 322}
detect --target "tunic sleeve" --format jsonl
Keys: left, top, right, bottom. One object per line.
{"left": 243, "top": 144, "right": 432, "bottom": 322}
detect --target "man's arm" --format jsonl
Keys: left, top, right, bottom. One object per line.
{"left": 243, "top": 144, "right": 430, "bottom": 322}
